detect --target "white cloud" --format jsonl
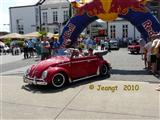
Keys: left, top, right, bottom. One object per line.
{"left": 14, "top": 0, "right": 39, "bottom": 6}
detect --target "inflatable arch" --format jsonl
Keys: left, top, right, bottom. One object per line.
{"left": 58, "top": 0, "right": 160, "bottom": 47}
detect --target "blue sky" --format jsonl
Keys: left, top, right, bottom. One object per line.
{"left": 0, "top": 0, "right": 38, "bottom": 32}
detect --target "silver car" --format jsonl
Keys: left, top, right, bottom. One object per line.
{"left": 109, "top": 40, "right": 119, "bottom": 50}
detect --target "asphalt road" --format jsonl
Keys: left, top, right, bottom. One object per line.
{"left": 0, "top": 48, "right": 160, "bottom": 120}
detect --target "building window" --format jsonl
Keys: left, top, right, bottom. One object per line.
{"left": 35, "top": 8, "right": 39, "bottom": 25}
{"left": 17, "top": 25, "right": 24, "bottom": 34}
{"left": 110, "top": 25, "right": 116, "bottom": 39}
{"left": 53, "top": 11, "right": 58, "bottom": 22}
{"left": 42, "top": 12, "right": 48, "bottom": 24}
{"left": 16, "top": 19, "right": 24, "bottom": 34}
{"left": 122, "top": 25, "right": 128, "bottom": 38}
{"left": 63, "top": 10, "right": 69, "bottom": 22}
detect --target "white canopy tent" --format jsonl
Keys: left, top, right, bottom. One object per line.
{"left": 0, "top": 33, "right": 24, "bottom": 39}
{"left": 23, "top": 32, "right": 42, "bottom": 38}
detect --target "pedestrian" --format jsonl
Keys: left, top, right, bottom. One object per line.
{"left": 151, "top": 33, "right": 160, "bottom": 75}
{"left": 27, "top": 39, "right": 34, "bottom": 58}
{"left": 34, "top": 38, "right": 41, "bottom": 58}
{"left": 23, "top": 40, "right": 29, "bottom": 59}
{"left": 41, "top": 36, "right": 50, "bottom": 60}
{"left": 100, "top": 39, "right": 105, "bottom": 50}
{"left": 51, "top": 38, "right": 59, "bottom": 56}
{"left": 86, "top": 37, "right": 93, "bottom": 49}
{"left": 150, "top": 33, "right": 160, "bottom": 74}
{"left": 10, "top": 39, "right": 17, "bottom": 55}
{"left": 139, "top": 38, "right": 146, "bottom": 60}
{"left": 144, "top": 41, "right": 152, "bottom": 71}
{"left": 156, "top": 46, "right": 160, "bottom": 75}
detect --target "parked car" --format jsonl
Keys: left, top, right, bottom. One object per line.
{"left": 23, "top": 48, "right": 111, "bottom": 88}
{"left": 128, "top": 42, "right": 140, "bottom": 54}
{"left": 109, "top": 39, "right": 119, "bottom": 50}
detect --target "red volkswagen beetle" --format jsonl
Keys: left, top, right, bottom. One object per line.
{"left": 23, "top": 48, "right": 111, "bottom": 88}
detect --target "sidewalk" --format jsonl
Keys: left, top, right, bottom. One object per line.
{"left": 0, "top": 54, "right": 23, "bottom": 65}
{"left": 1, "top": 75, "right": 160, "bottom": 119}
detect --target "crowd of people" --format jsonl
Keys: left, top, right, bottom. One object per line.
{"left": 139, "top": 33, "right": 160, "bottom": 79}
{"left": 20, "top": 35, "right": 113, "bottom": 60}
{"left": 0, "top": 39, "right": 21, "bottom": 55}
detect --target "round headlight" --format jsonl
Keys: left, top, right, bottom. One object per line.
{"left": 41, "top": 71, "right": 48, "bottom": 79}
{"left": 25, "top": 68, "right": 31, "bottom": 76}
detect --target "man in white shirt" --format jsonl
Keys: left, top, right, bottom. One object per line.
{"left": 144, "top": 41, "right": 152, "bottom": 70}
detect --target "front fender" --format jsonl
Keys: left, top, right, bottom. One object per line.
{"left": 99, "top": 60, "right": 111, "bottom": 69}
{"left": 45, "top": 67, "right": 71, "bottom": 84}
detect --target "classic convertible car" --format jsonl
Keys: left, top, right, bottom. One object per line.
{"left": 23, "top": 48, "right": 111, "bottom": 88}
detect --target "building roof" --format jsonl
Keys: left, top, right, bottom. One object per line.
{"left": 41, "top": 0, "right": 69, "bottom": 5}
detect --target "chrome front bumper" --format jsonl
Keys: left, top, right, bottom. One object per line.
{"left": 23, "top": 76, "right": 48, "bottom": 85}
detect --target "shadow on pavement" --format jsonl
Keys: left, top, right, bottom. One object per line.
{"left": 111, "top": 68, "right": 160, "bottom": 83}
{"left": 128, "top": 53, "right": 141, "bottom": 55}
{"left": 21, "top": 76, "right": 108, "bottom": 94}
{"left": 21, "top": 69, "right": 160, "bottom": 93}
{"left": 111, "top": 69, "right": 149, "bottom": 75}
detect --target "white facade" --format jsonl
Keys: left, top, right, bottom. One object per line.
{"left": 108, "top": 19, "right": 141, "bottom": 39}
{"left": 10, "top": 0, "right": 70, "bottom": 34}
{"left": 10, "top": 5, "right": 38, "bottom": 34}
{"left": 40, "top": 0, "right": 70, "bottom": 33}
{"left": 91, "top": 19, "right": 141, "bottom": 40}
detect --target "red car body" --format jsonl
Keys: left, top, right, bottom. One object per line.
{"left": 23, "top": 49, "right": 111, "bottom": 88}
{"left": 128, "top": 44, "right": 140, "bottom": 54}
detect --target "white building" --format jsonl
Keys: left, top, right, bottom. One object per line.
{"left": 10, "top": 0, "right": 70, "bottom": 34}
{"left": 91, "top": 19, "right": 140, "bottom": 40}
{"left": 9, "top": 0, "right": 141, "bottom": 40}
{"left": 40, "top": 0, "right": 70, "bottom": 33}
{"left": 10, "top": 5, "right": 38, "bottom": 34}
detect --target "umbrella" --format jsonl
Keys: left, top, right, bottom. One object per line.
{"left": 52, "top": 33, "right": 59, "bottom": 39}
{"left": 23, "top": 32, "right": 41, "bottom": 38}
{"left": 47, "top": 32, "right": 54, "bottom": 38}
{"left": 47, "top": 33, "right": 59, "bottom": 39}
{"left": 0, "top": 33, "right": 24, "bottom": 39}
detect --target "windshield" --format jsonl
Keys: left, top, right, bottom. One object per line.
{"left": 64, "top": 48, "right": 75, "bottom": 58}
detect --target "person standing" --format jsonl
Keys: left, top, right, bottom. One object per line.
{"left": 51, "top": 38, "right": 59, "bottom": 56}
{"left": 139, "top": 38, "right": 146, "bottom": 60}
{"left": 27, "top": 39, "right": 34, "bottom": 58}
{"left": 10, "top": 39, "right": 17, "bottom": 55}
{"left": 100, "top": 39, "right": 105, "bottom": 50}
{"left": 34, "top": 39, "right": 41, "bottom": 58}
{"left": 151, "top": 33, "right": 160, "bottom": 74}
{"left": 41, "top": 36, "right": 50, "bottom": 60}
{"left": 144, "top": 41, "right": 152, "bottom": 71}
{"left": 23, "top": 40, "right": 29, "bottom": 59}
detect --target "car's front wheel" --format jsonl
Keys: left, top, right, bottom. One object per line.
{"left": 52, "top": 73, "right": 66, "bottom": 88}
{"left": 100, "top": 64, "right": 110, "bottom": 77}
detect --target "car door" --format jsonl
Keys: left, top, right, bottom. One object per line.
{"left": 70, "top": 57, "right": 89, "bottom": 80}
{"left": 86, "top": 55, "right": 99, "bottom": 76}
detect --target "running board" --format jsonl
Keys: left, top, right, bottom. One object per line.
{"left": 72, "top": 74, "right": 98, "bottom": 82}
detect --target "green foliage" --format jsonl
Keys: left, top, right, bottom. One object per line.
{"left": 3, "top": 38, "right": 24, "bottom": 47}
{"left": 17, "top": 41, "right": 24, "bottom": 48}
{"left": 3, "top": 38, "right": 11, "bottom": 46}
{"left": 38, "top": 31, "right": 47, "bottom": 37}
